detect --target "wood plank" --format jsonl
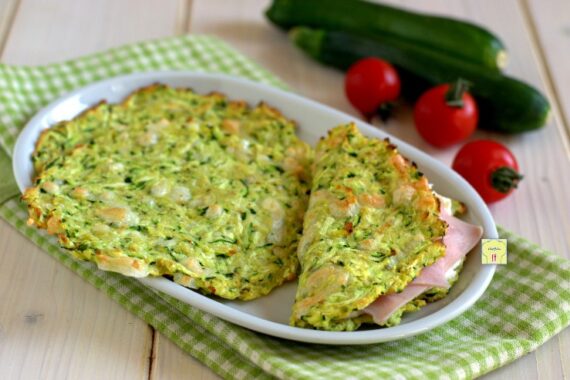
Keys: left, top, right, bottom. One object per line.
{"left": 0, "top": 221, "right": 153, "bottom": 379}
{"left": 0, "top": 0, "right": 19, "bottom": 53}
{"left": 0, "top": 0, "right": 181, "bottom": 378}
{"left": 521, "top": 3, "right": 570, "bottom": 378}
{"left": 151, "top": 334, "right": 219, "bottom": 380}
{"left": 559, "top": 328, "right": 570, "bottom": 380}
{"left": 189, "top": 0, "right": 354, "bottom": 113}
{"left": 2, "top": 0, "right": 181, "bottom": 65}
{"left": 525, "top": 0, "right": 570, "bottom": 138}
{"left": 534, "top": 329, "right": 567, "bottom": 380}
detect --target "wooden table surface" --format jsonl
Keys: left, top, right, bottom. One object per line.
{"left": 0, "top": 0, "right": 568, "bottom": 379}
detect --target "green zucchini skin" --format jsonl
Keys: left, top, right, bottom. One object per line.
{"left": 291, "top": 28, "right": 550, "bottom": 134}
{"left": 266, "top": 0, "right": 507, "bottom": 71}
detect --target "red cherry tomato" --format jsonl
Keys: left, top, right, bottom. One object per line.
{"left": 345, "top": 58, "right": 401, "bottom": 116}
{"left": 413, "top": 82, "right": 478, "bottom": 148}
{"left": 452, "top": 140, "right": 523, "bottom": 203}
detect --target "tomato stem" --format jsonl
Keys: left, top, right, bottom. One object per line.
{"left": 491, "top": 166, "right": 523, "bottom": 193}
{"left": 445, "top": 78, "right": 471, "bottom": 108}
{"left": 376, "top": 102, "right": 395, "bottom": 122}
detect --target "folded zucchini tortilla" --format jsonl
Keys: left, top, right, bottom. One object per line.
{"left": 291, "top": 124, "right": 482, "bottom": 330}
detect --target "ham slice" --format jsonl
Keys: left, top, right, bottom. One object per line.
{"left": 362, "top": 284, "right": 429, "bottom": 325}
{"left": 363, "top": 204, "right": 483, "bottom": 325}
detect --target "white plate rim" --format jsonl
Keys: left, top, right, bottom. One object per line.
{"left": 13, "top": 70, "right": 497, "bottom": 345}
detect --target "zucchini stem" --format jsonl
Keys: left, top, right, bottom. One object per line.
{"left": 496, "top": 50, "right": 509, "bottom": 70}
{"left": 376, "top": 102, "right": 396, "bottom": 122}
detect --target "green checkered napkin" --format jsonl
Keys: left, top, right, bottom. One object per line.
{"left": 0, "top": 35, "right": 568, "bottom": 380}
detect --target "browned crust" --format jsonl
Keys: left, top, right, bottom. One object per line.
{"left": 115, "top": 84, "right": 297, "bottom": 127}
{"left": 119, "top": 83, "right": 166, "bottom": 105}
{"left": 34, "top": 122, "right": 65, "bottom": 153}
{"left": 76, "top": 99, "right": 108, "bottom": 119}
{"left": 36, "top": 99, "right": 108, "bottom": 152}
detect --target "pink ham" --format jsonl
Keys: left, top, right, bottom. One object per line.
{"left": 413, "top": 210, "right": 484, "bottom": 288}
{"left": 363, "top": 206, "right": 483, "bottom": 325}
{"left": 363, "top": 284, "right": 430, "bottom": 325}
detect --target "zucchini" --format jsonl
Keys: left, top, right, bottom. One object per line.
{"left": 266, "top": 0, "right": 507, "bottom": 71}
{"left": 291, "top": 27, "right": 550, "bottom": 134}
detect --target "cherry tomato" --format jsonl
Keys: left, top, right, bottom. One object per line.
{"left": 413, "top": 81, "right": 478, "bottom": 148}
{"left": 345, "top": 58, "right": 401, "bottom": 116}
{"left": 452, "top": 140, "right": 523, "bottom": 203}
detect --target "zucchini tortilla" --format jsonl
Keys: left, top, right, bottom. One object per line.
{"left": 291, "top": 124, "right": 482, "bottom": 330}
{"left": 23, "top": 85, "right": 313, "bottom": 301}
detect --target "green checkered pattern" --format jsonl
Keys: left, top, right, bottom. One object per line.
{"left": 0, "top": 35, "right": 568, "bottom": 380}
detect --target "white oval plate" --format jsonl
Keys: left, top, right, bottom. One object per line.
{"left": 13, "top": 71, "right": 497, "bottom": 345}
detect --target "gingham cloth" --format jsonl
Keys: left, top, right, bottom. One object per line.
{"left": 0, "top": 35, "right": 568, "bottom": 380}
